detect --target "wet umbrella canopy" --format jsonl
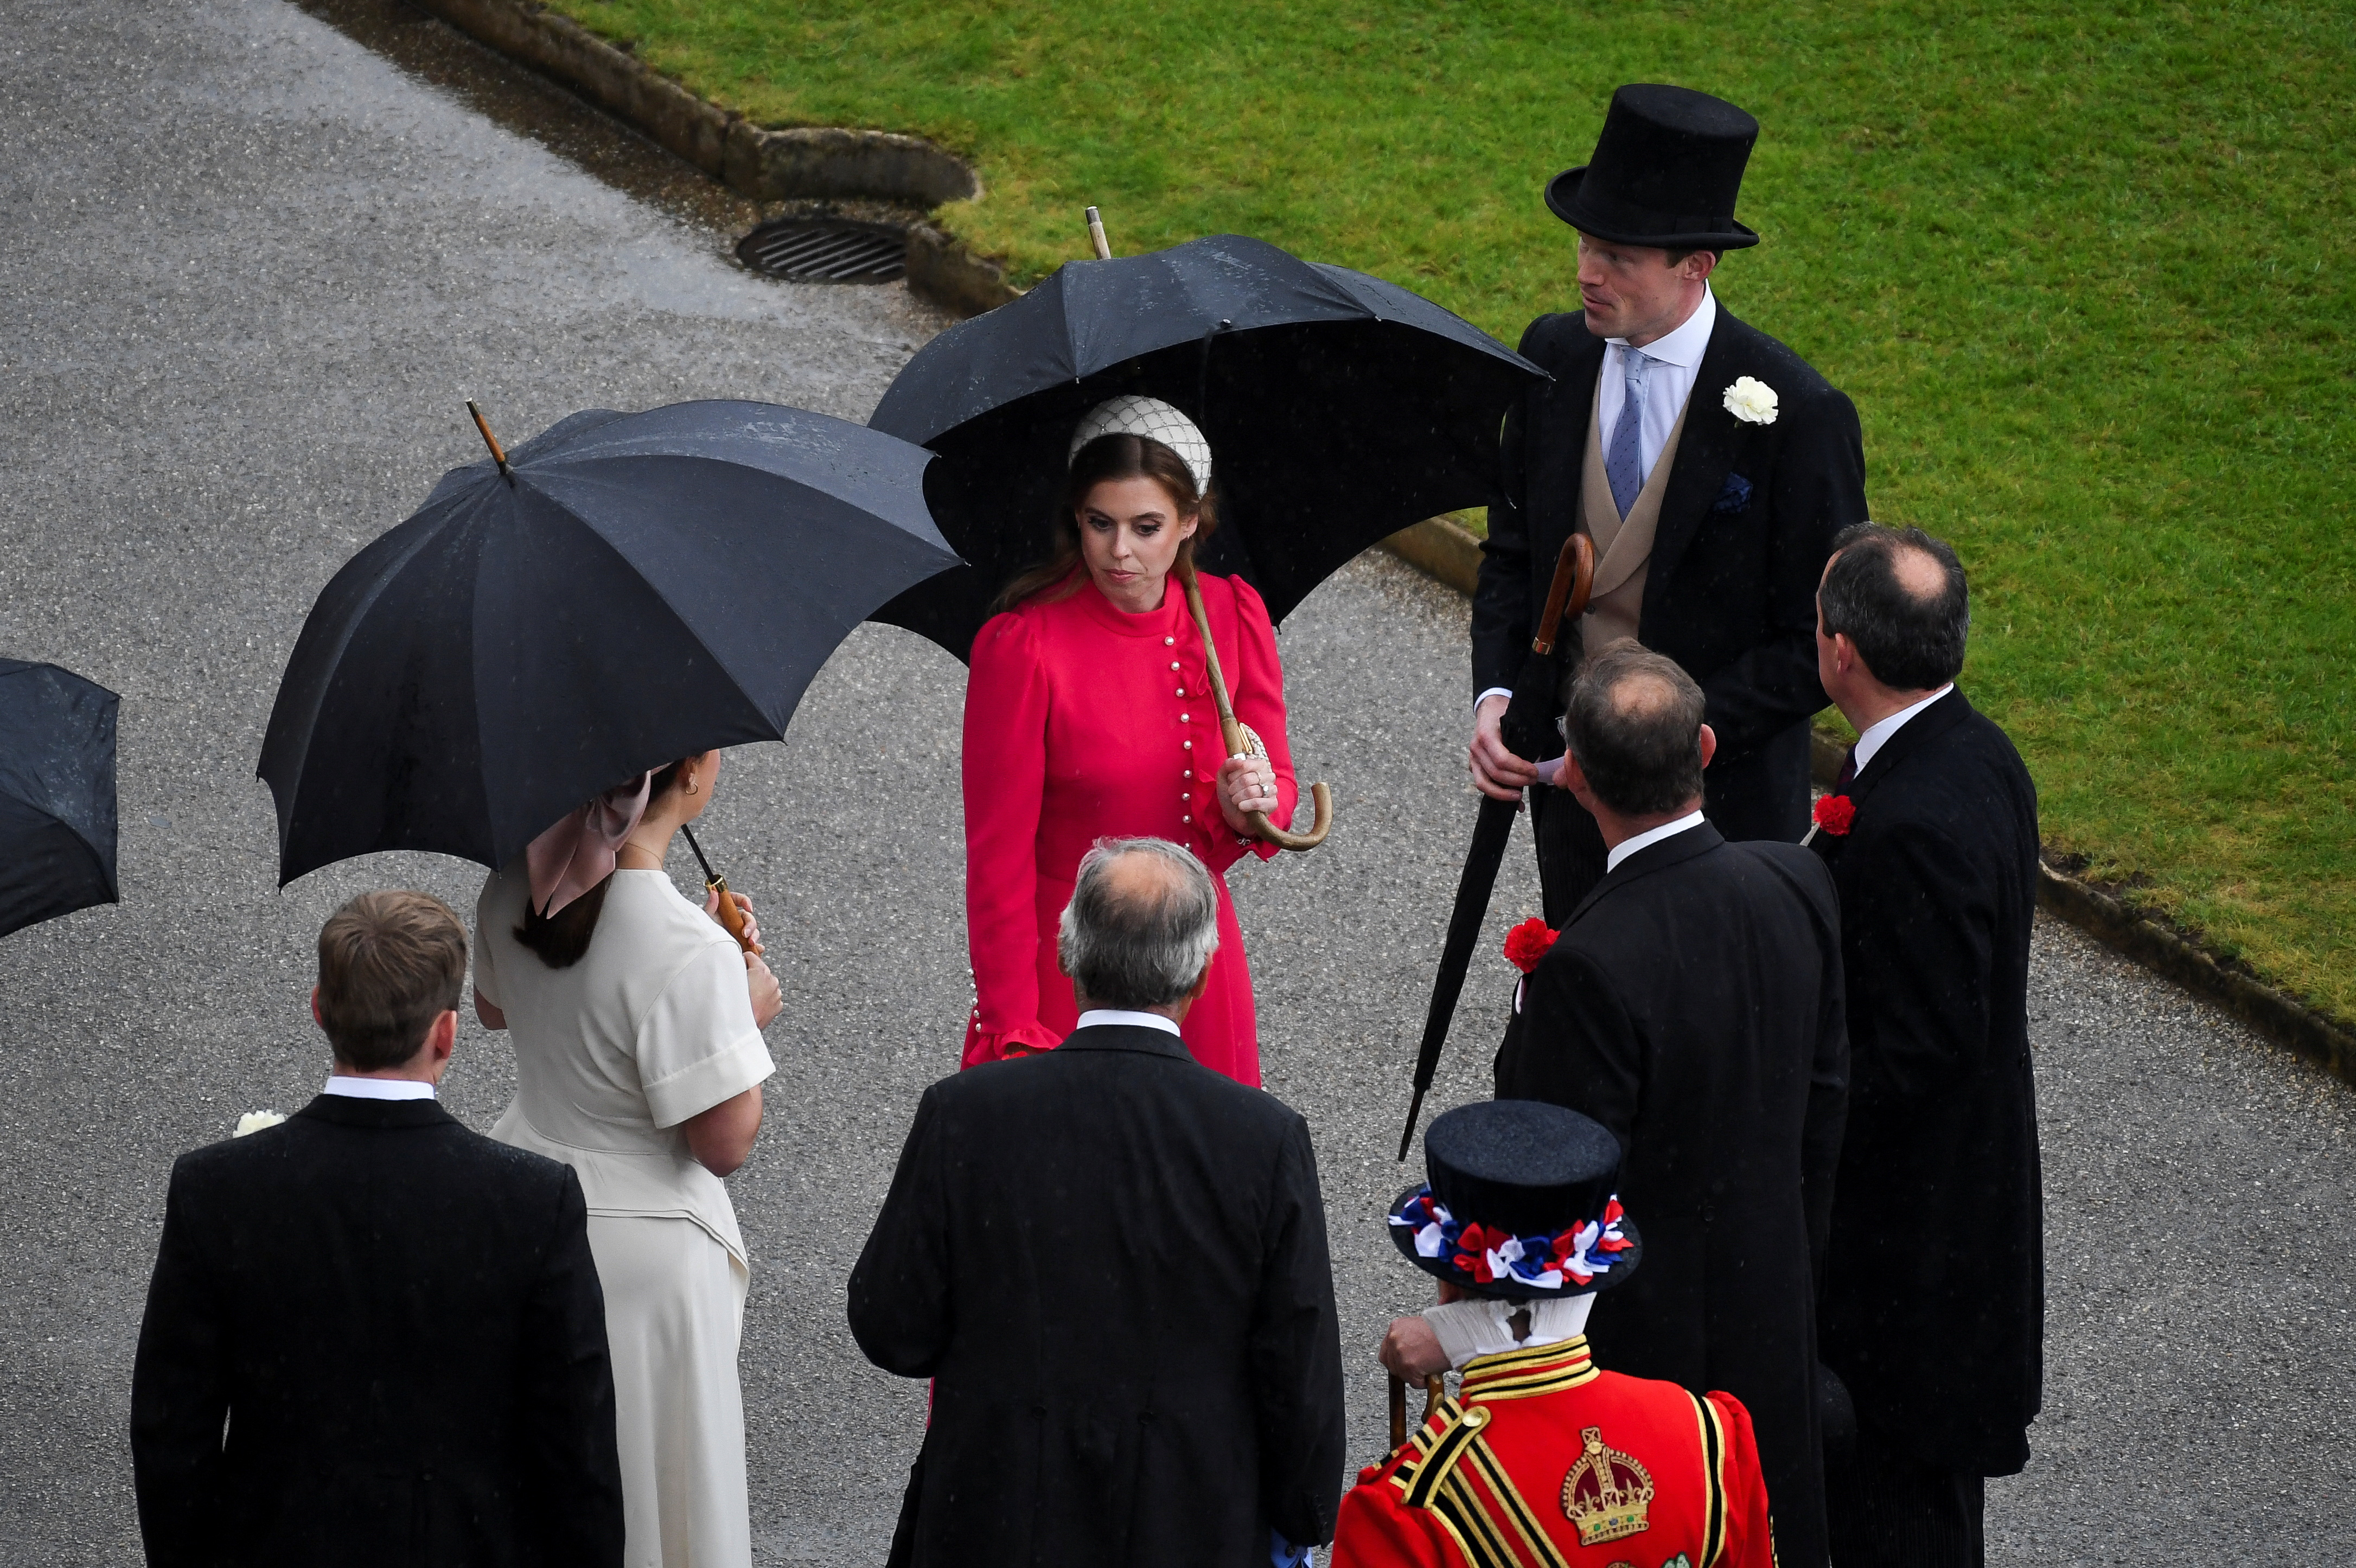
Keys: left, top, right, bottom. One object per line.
{"left": 0, "top": 660, "right": 120, "bottom": 939}
{"left": 258, "top": 400, "right": 959, "bottom": 886}
{"left": 867, "top": 233, "right": 1544, "bottom": 661}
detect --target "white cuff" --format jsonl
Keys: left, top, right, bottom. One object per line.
{"left": 1476, "top": 687, "right": 1512, "bottom": 713}
{"left": 643, "top": 1032, "right": 776, "bottom": 1129}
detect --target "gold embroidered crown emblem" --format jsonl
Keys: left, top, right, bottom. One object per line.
{"left": 1560, "top": 1425, "right": 1655, "bottom": 1545}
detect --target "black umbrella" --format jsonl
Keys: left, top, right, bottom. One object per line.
{"left": 1398, "top": 534, "right": 1592, "bottom": 1158}
{"left": 0, "top": 660, "right": 120, "bottom": 939}
{"left": 865, "top": 232, "right": 1544, "bottom": 661}
{"left": 259, "top": 400, "right": 959, "bottom": 886}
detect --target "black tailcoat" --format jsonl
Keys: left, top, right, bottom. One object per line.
{"left": 1809, "top": 689, "right": 2044, "bottom": 1476}
{"left": 849, "top": 1024, "right": 1346, "bottom": 1567}
{"left": 1494, "top": 823, "right": 1848, "bottom": 1568}
{"left": 131, "top": 1096, "right": 623, "bottom": 1568}
{"left": 1476, "top": 306, "right": 1868, "bottom": 918}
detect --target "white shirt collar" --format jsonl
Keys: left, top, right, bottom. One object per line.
{"left": 1605, "top": 809, "right": 1708, "bottom": 874}
{"left": 323, "top": 1074, "right": 438, "bottom": 1101}
{"left": 1850, "top": 684, "right": 1956, "bottom": 776}
{"left": 1075, "top": 1009, "right": 1183, "bottom": 1038}
{"left": 1606, "top": 284, "right": 1715, "bottom": 368}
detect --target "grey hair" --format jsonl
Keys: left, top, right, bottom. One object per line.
{"left": 1056, "top": 837, "right": 1220, "bottom": 1009}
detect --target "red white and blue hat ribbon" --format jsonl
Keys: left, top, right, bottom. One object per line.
{"left": 1387, "top": 1185, "right": 1633, "bottom": 1291}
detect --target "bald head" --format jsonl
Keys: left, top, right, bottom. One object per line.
{"left": 1564, "top": 644, "right": 1709, "bottom": 816}
{"left": 1057, "top": 838, "right": 1220, "bottom": 1010}
{"left": 1818, "top": 524, "right": 1970, "bottom": 692}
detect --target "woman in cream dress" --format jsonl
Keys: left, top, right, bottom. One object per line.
{"left": 473, "top": 751, "right": 781, "bottom": 1568}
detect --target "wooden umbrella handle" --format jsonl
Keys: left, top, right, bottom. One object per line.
{"left": 1177, "top": 560, "right": 1332, "bottom": 851}
{"left": 705, "top": 876, "right": 761, "bottom": 955}
{"left": 1533, "top": 533, "right": 1595, "bottom": 655}
{"left": 1388, "top": 1374, "right": 1406, "bottom": 1453}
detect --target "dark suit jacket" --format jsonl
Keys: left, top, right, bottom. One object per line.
{"left": 1495, "top": 823, "right": 1847, "bottom": 1568}
{"left": 1810, "top": 689, "right": 2043, "bottom": 1476}
{"left": 1477, "top": 307, "right": 1868, "bottom": 903}
{"left": 848, "top": 1023, "right": 1346, "bottom": 1567}
{"left": 130, "top": 1096, "right": 623, "bottom": 1568}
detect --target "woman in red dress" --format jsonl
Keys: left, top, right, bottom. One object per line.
{"left": 961, "top": 396, "right": 1297, "bottom": 1085}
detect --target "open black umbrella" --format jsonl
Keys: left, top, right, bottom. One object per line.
{"left": 259, "top": 400, "right": 959, "bottom": 886}
{"left": 0, "top": 660, "right": 119, "bottom": 939}
{"left": 866, "top": 232, "right": 1544, "bottom": 661}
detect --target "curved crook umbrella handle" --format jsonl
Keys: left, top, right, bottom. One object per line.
{"left": 1177, "top": 560, "right": 1333, "bottom": 852}
{"left": 1536, "top": 532, "right": 1596, "bottom": 654}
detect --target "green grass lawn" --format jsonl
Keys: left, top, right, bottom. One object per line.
{"left": 552, "top": 0, "right": 2354, "bottom": 1020}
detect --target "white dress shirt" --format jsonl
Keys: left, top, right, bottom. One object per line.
{"left": 1075, "top": 1008, "right": 1182, "bottom": 1038}
{"left": 1475, "top": 288, "right": 1719, "bottom": 714}
{"left": 1599, "top": 285, "right": 1717, "bottom": 488}
{"left": 1605, "top": 808, "right": 1707, "bottom": 874}
{"left": 323, "top": 1074, "right": 437, "bottom": 1100}
{"left": 1850, "top": 684, "right": 1955, "bottom": 776}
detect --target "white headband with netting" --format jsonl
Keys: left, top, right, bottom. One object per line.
{"left": 1067, "top": 395, "right": 1213, "bottom": 495}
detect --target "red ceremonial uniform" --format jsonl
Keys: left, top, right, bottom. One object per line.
{"left": 960, "top": 569, "right": 1297, "bottom": 1085}
{"left": 1333, "top": 1338, "right": 1777, "bottom": 1568}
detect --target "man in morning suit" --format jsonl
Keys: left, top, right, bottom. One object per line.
{"left": 1490, "top": 643, "right": 1847, "bottom": 1568}
{"left": 1470, "top": 83, "right": 1870, "bottom": 920}
{"left": 1337, "top": 1098, "right": 1778, "bottom": 1568}
{"left": 848, "top": 837, "right": 1345, "bottom": 1568}
{"left": 1808, "top": 524, "right": 2044, "bottom": 1566}
{"left": 131, "top": 891, "right": 623, "bottom": 1568}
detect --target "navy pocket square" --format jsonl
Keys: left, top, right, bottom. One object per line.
{"left": 1713, "top": 472, "right": 1754, "bottom": 514}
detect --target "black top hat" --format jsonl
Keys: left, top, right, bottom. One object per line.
{"left": 1388, "top": 1099, "right": 1642, "bottom": 1301}
{"left": 1546, "top": 84, "right": 1760, "bottom": 251}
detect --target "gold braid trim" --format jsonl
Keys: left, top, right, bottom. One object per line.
{"left": 1400, "top": 1403, "right": 1492, "bottom": 1509}
{"left": 1690, "top": 1390, "right": 1728, "bottom": 1568}
{"left": 1460, "top": 1436, "right": 1574, "bottom": 1567}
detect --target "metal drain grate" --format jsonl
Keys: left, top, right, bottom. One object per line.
{"left": 735, "top": 219, "right": 907, "bottom": 283}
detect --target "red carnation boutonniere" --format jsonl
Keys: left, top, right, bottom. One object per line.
{"left": 1503, "top": 917, "right": 1559, "bottom": 974}
{"left": 1808, "top": 793, "right": 1856, "bottom": 843}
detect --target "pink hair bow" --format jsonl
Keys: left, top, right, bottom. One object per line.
{"left": 526, "top": 774, "right": 652, "bottom": 916}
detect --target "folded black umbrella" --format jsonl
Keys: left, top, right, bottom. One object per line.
{"left": 866, "top": 232, "right": 1544, "bottom": 660}
{"left": 259, "top": 400, "right": 959, "bottom": 886}
{"left": 0, "top": 660, "right": 120, "bottom": 939}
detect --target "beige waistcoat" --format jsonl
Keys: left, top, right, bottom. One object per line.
{"left": 1576, "top": 388, "right": 1692, "bottom": 654}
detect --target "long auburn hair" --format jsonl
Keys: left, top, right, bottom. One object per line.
{"left": 992, "top": 433, "right": 1221, "bottom": 613}
{"left": 513, "top": 759, "right": 687, "bottom": 968}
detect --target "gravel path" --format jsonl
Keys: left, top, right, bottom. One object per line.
{"left": 2, "top": 2, "right": 2349, "bottom": 1560}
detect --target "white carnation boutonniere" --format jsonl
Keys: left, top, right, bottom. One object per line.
{"left": 235, "top": 1110, "right": 288, "bottom": 1137}
{"left": 1723, "top": 375, "right": 1779, "bottom": 425}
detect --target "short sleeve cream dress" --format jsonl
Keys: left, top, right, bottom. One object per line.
{"left": 475, "top": 863, "right": 775, "bottom": 1568}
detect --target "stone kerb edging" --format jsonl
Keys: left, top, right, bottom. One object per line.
{"left": 2032, "top": 864, "right": 2354, "bottom": 1082}
{"left": 405, "top": 0, "right": 2354, "bottom": 1086}
{"left": 408, "top": 0, "right": 987, "bottom": 214}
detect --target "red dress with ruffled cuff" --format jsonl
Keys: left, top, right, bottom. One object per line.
{"left": 960, "top": 571, "right": 1298, "bottom": 1085}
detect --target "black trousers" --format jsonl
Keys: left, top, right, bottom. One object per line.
{"left": 1530, "top": 719, "right": 1815, "bottom": 924}
{"left": 1823, "top": 1422, "right": 1985, "bottom": 1568}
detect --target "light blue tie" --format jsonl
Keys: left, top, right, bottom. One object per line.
{"left": 1605, "top": 345, "right": 1651, "bottom": 520}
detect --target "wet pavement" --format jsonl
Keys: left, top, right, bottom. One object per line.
{"left": 2, "top": 1, "right": 2351, "bottom": 1561}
